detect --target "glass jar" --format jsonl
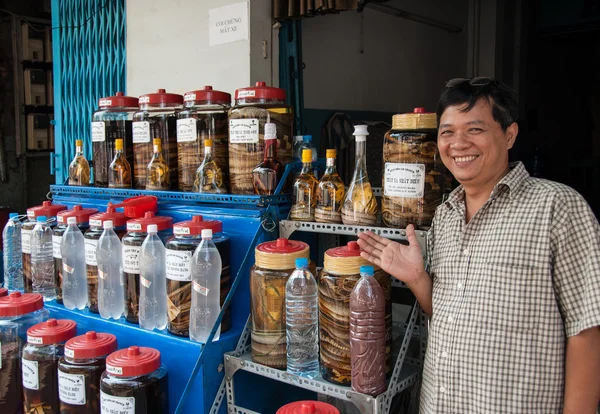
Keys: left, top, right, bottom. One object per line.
{"left": 58, "top": 331, "right": 118, "bottom": 413}
{"left": 0, "top": 292, "right": 49, "bottom": 413}
{"left": 22, "top": 201, "right": 67, "bottom": 293}
{"left": 250, "top": 238, "right": 315, "bottom": 369}
{"left": 382, "top": 107, "right": 447, "bottom": 229}
{"left": 228, "top": 82, "right": 293, "bottom": 194}
{"left": 177, "top": 86, "right": 231, "bottom": 192}
{"left": 132, "top": 89, "right": 183, "bottom": 190}
{"left": 92, "top": 92, "right": 138, "bottom": 188}
{"left": 22, "top": 318, "right": 78, "bottom": 413}
{"left": 54, "top": 206, "right": 98, "bottom": 304}
{"left": 100, "top": 346, "right": 168, "bottom": 414}
{"left": 123, "top": 212, "right": 173, "bottom": 324}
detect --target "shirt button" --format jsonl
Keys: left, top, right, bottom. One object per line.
{"left": 441, "top": 351, "right": 448, "bottom": 358}
{"left": 457, "top": 282, "right": 464, "bottom": 290}
{"left": 463, "top": 248, "right": 469, "bottom": 256}
{"left": 447, "top": 315, "right": 454, "bottom": 323}
{"left": 440, "top": 386, "right": 447, "bottom": 393}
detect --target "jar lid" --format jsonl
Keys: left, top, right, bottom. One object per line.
{"left": 89, "top": 204, "right": 128, "bottom": 228}
{"left": 256, "top": 238, "right": 307, "bottom": 254}
{"left": 0, "top": 287, "right": 7, "bottom": 297}
{"left": 113, "top": 196, "right": 158, "bottom": 219}
{"left": 65, "top": 331, "right": 118, "bottom": 359}
{"left": 392, "top": 107, "right": 437, "bottom": 130}
{"left": 98, "top": 92, "right": 139, "bottom": 109}
{"left": 0, "top": 292, "right": 43, "bottom": 316}
{"left": 106, "top": 346, "right": 161, "bottom": 377}
{"left": 139, "top": 89, "right": 183, "bottom": 106}
{"left": 57, "top": 205, "right": 99, "bottom": 224}
{"left": 235, "top": 81, "right": 286, "bottom": 101}
{"left": 326, "top": 241, "right": 361, "bottom": 257}
{"left": 26, "top": 318, "right": 77, "bottom": 345}
{"left": 127, "top": 211, "right": 173, "bottom": 232}
{"left": 184, "top": 86, "right": 231, "bottom": 105}
{"left": 276, "top": 401, "right": 340, "bottom": 414}
{"left": 255, "top": 238, "right": 310, "bottom": 270}
{"left": 323, "top": 241, "right": 378, "bottom": 275}
{"left": 27, "top": 201, "right": 67, "bottom": 219}
{"left": 173, "top": 215, "right": 222, "bottom": 236}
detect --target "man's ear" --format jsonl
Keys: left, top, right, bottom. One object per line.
{"left": 506, "top": 122, "right": 518, "bottom": 149}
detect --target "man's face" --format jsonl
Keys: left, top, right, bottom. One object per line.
{"left": 437, "top": 99, "right": 518, "bottom": 189}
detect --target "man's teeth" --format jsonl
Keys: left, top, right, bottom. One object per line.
{"left": 455, "top": 155, "right": 478, "bottom": 163}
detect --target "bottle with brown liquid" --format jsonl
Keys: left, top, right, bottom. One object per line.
{"left": 315, "top": 149, "right": 345, "bottom": 223}
{"left": 194, "top": 139, "right": 226, "bottom": 193}
{"left": 252, "top": 122, "right": 283, "bottom": 195}
{"left": 68, "top": 140, "right": 90, "bottom": 186}
{"left": 108, "top": 139, "right": 131, "bottom": 189}
{"left": 146, "top": 138, "right": 170, "bottom": 191}
{"left": 289, "top": 149, "right": 318, "bottom": 221}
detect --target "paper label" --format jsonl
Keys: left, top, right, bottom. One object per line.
{"left": 21, "top": 229, "right": 32, "bottom": 254}
{"left": 22, "top": 359, "right": 39, "bottom": 390}
{"left": 173, "top": 227, "right": 191, "bottom": 236}
{"left": 229, "top": 119, "right": 259, "bottom": 144}
{"left": 139, "top": 96, "right": 150, "bottom": 104}
{"left": 99, "top": 99, "right": 112, "bottom": 107}
{"left": 64, "top": 348, "right": 75, "bottom": 358}
{"left": 209, "top": 1, "right": 250, "bottom": 47}
{"left": 100, "top": 391, "right": 135, "bottom": 414}
{"left": 90, "top": 219, "right": 103, "bottom": 228}
{"left": 165, "top": 250, "right": 192, "bottom": 281}
{"left": 126, "top": 223, "right": 142, "bottom": 231}
{"left": 84, "top": 239, "right": 98, "bottom": 266}
{"left": 53, "top": 235, "right": 63, "bottom": 259}
{"left": 177, "top": 118, "right": 197, "bottom": 143}
{"left": 132, "top": 121, "right": 151, "bottom": 143}
{"left": 140, "top": 276, "right": 152, "bottom": 289}
{"left": 193, "top": 280, "right": 209, "bottom": 296}
{"left": 91, "top": 121, "right": 106, "bottom": 142}
{"left": 58, "top": 371, "right": 86, "bottom": 405}
{"left": 27, "top": 336, "right": 43, "bottom": 344}
{"left": 63, "top": 262, "right": 75, "bottom": 274}
{"left": 105, "top": 364, "right": 123, "bottom": 375}
{"left": 237, "top": 90, "right": 256, "bottom": 98}
{"left": 384, "top": 163, "right": 426, "bottom": 198}
{"left": 122, "top": 245, "right": 141, "bottom": 274}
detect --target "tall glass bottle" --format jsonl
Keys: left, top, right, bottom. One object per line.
{"left": 146, "top": 138, "right": 170, "bottom": 190}
{"left": 252, "top": 122, "right": 284, "bottom": 195}
{"left": 68, "top": 139, "right": 90, "bottom": 186}
{"left": 315, "top": 149, "right": 345, "bottom": 223}
{"left": 342, "top": 125, "right": 378, "bottom": 225}
{"left": 108, "top": 138, "right": 132, "bottom": 188}
{"left": 290, "top": 149, "right": 318, "bottom": 221}
{"left": 194, "top": 139, "right": 226, "bottom": 193}
{"left": 3, "top": 213, "right": 23, "bottom": 291}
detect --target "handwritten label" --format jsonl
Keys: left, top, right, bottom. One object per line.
{"left": 384, "top": 163, "right": 426, "bottom": 198}
{"left": 58, "top": 371, "right": 86, "bottom": 405}
{"left": 209, "top": 2, "right": 249, "bottom": 46}
{"left": 126, "top": 223, "right": 142, "bottom": 231}
{"left": 122, "top": 245, "right": 141, "bottom": 274}
{"left": 22, "top": 359, "right": 39, "bottom": 390}
{"left": 165, "top": 250, "right": 192, "bottom": 281}
{"left": 21, "top": 229, "right": 32, "bottom": 254}
{"left": 100, "top": 391, "right": 135, "bottom": 414}
{"left": 91, "top": 121, "right": 106, "bottom": 142}
{"left": 85, "top": 239, "right": 98, "bottom": 266}
{"left": 105, "top": 364, "right": 123, "bottom": 375}
{"left": 27, "top": 335, "right": 43, "bottom": 344}
{"left": 132, "top": 121, "right": 150, "bottom": 143}
{"left": 176, "top": 118, "right": 197, "bottom": 143}
{"left": 53, "top": 235, "right": 63, "bottom": 259}
{"left": 229, "top": 118, "right": 259, "bottom": 144}
{"left": 237, "top": 90, "right": 256, "bottom": 99}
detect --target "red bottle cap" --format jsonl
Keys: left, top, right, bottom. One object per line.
{"left": 106, "top": 346, "right": 161, "bottom": 377}
{"left": 98, "top": 92, "right": 139, "bottom": 109}
{"left": 184, "top": 86, "right": 231, "bottom": 106}
{"left": 173, "top": 215, "right": 222, "bottom": 236}
{"left": 325, "top": 241, "right": 362, "bottom": 257}
{"left": 26, "top": 318, "right": 77, "bottom": 345}
{"left": 138, "top": 89, "right": 183, "bottom": 106}
{"left": 0, "top": 292, "right": 43, "bottom": 316}
{"left": 113, "top": 196, "right": 158, "bottom": 219}
{"left": 65, "top": 331, "right": 118, "bottom": 359}
{"left": 126, "top": 211, "right": 173, "bottom": 232}
{"left": 57, "top": 205, "right": 99, "bottom": 225}
{"left": 89, "top": 204, "right": 128, "bottom": 228}
{"left": 27, "top": 201, "right": 67, "bottom": 219}
{"left": 256, "top": 238, "right": 308, "bottom": 254}
{"left": 235, "top": 81, "right": 286, "bottom": 101}
{"left": 276, "top": 401, "right": 340, "bottom": 414}
{"left": 0, "top": 287, "right": 7, "bottom": 297}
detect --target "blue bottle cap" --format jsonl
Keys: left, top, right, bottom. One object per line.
{"left": 360, "top": 265, "right": 374, "bottom": 276}
{"left": 295, "top": 258, "right": 309, "bottom": 268}
{"left": 36, "top": 216, "right": 47, "bottom": 223}
{"left": 302, "top": 135, "right": 313, "bottom": 142}
{"left": 9, "top": 213, "right": 18, "bottom": 219}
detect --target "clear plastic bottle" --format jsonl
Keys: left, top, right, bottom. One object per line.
{"left": 300, "top": 135, "right": 318, "bottom": 162}
{"left": 3, "top": 212, "right": 23, "bottom": 291}
{"left": 96, "top": 221, "right": 125, "bottom": 320}
{"left": 285, "top": 257, "right": 319, "bottom": 378}
{"left": 189, "top": 229, "right": 222, "bottom": 343}
{"left": 139, "top": 224, "right": 168, "bottom": 331}
{"left": 31, "top": 216, "right": 56, "bottom": 301}
{"left": 61, "top": 217, "right": 89, "bottom": 310}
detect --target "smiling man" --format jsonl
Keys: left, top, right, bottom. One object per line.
{"left": 358, "top": 78, "right": 600, "bottom": 413}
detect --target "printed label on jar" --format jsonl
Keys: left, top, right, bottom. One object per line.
{"left": 21, "top": 229, "right": 32, "bottom": 254}
{"left": 229, "top": 118, "right": 259, "bottom": 144}
{"left": 105, "top": 363, "right": 123, "bottom": 375}
{"left": 27, "top": 335, "right": 43, "bottom": 344}
{"left": 91, "top": 121, "right": 106, "bottom": 142}
{"left": 193, "top": 280, "right": 209, "bottom": 296}
{"left": 53, "top": 235, "right": 63, "bottom": 259}
{"left": 126, "top": 223, "right": 142, "bottom": 231}
{"left": 90, "top": 219, "right": 103, "bottom": 228}
{"left": 165, "top": 250, "right": 192, "bottom": 281}
{"left": 384, "top": 163, "right": 426, "bottom": 198}
{"left": 123, "top": 245, "right": 141, "bottom": 274}
{"left": 237, "top": 90, "right": 256, "bottom": 98}
{"left": 58, "top": 370, "right": 86, "bottom": 405}
{"left": 140, "top": 276, "right": 152, "bottom": 289}
{"left": 64, "top": 348, "right": 75, "bottom": 358}
{"left": 176, "top": 118, "right": 197, "bottom": 143}
{"left": 85, "top": 239, "right": 98, "bottom": 266}
{"left": 22, "top": 359, "right": 39, "bottom": 390}
{"left": 132, "top": 121, "right": 151, "bottom": 143}
{"left": 173, "top": 227, "right": 191, "bottom": 236}
{"left": 100, "top": 391, "right": 135, "bottom": 414}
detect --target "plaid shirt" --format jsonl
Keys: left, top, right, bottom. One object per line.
{"left": 420, "top": 162, "right": 600, "bottom": 414}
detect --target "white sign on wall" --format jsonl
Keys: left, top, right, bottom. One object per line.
{"left": 209, "top": 2, "right": 249, "bottom": 46}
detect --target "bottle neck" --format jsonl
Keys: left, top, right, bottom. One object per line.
{"left": 115, "top": 148, "right": 124, "bottom": 157}
{"left": 153, "top": 144, "right": 162, "bottom": 155}
{"left": 264, "top": 138, "right": 277, "bottom": 160}
{"left": 325, "top": 157, "right": 337, "bottom": 175}
{"left": 301, "top": 160, "right": 312, "bottom": 174}
{"left": 76, "top": 146, "right": 83, "bottom": 156}
{"left": 204, "top": 146, "right": 213, "bottom": 159}
{"left": 355, "top": 139, "right": 366, "bottom": 167}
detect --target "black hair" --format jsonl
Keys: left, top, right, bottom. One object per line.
{"left": 436, "top": 80, "right": 519, "bottom": 131}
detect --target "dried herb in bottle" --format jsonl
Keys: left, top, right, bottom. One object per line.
{"left": 146, "top": 138, "right": 170, "bottom": 191}
{"left": 252, "top": 122, "right": 283, "bottom": 195}
{"left": 108, "top": 139, "right": 132, "bottom": 189}
{"left": 315, "top": 149, "right": 345, "bottom": 223}
{"left": 68, "top": 140, "right": 90, "bottom": 186}
{"left": 193, "top": 139, "right": 226, "bottom": 193}
{"left": 290, "top": 149, "right": 318, "bottom": 221}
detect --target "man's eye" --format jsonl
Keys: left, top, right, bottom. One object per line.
{"left": 440, "top": 130, "right": 452, "bottom": 136}
{"left": 469, "top": 128, "right": 483, "bottom": 133}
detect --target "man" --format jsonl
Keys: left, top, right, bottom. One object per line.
{"left": 357, "top": 78, "right": 600, "bottom": 413}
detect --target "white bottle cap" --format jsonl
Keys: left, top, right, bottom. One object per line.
{"left": 201, "top": 229, "right": 213, "bottom": 239}
{"left": 353, "top": 125, "right": 369, "bottom": 142}
{"left": 264, "top": 123, "right": 277, "bottom": 140}
{"left": 103, "top": 220, "right": 114, "bottom": 229}
{"left": 67, "top": 217, "right": 77, "bottom": 225}
{"left": 147, "top": 224, "right": 158, "bottom": 234}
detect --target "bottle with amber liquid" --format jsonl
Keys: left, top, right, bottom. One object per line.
{"left": 252, "top": 122, "right": 284, "bottom": 195}
{"left": 146, "top": 138, "right": 170, "bottom": 191}
{"left": 108, "top": 138, "right": 132, "bottom": 188}
{"left": 315, "top": 149, "right": 345, "bottom": 223}
{"left": 290, "top": 149, "right": 318, "bottom": 221}
{"left": 194, "top": 139, "right": 226, "bottom": 193}
{"left": 68, "top": 139, "right": 90, "bottom": 186}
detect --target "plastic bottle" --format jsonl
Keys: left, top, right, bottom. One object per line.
{"left": 300, "top": 135, "right": 318, "bottom": 162}
{"left": 189, "top": 229, "right": 222, "bottom": 343}
{"left": 139, "top": 224, "right": 168, "bottom": 331}
{"left": 30, "top": 216, "right": 56, "bottom": 301}
{"left": 349, "top": 265, "right": 386, "bottom": 396}
{"left": 3, "top": 213, "right": 23, "bottom": 291}
{"left": 96, "top": 220, "right": 125, "bottom": 320}
{"left": 60, "top": 217, "right": 88, "bottom": 310}
{"left": 285, "top": 257, "right": 319, "bottom": 378}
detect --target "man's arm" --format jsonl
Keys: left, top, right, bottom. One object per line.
{"left": 563, "top": 326, "right": 600, "bottom": 414}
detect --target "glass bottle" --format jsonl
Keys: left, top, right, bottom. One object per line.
{"left": 194, "top": 139, "right": 225, "bottom": 193}
{"left": 252, "top": 122, "right": 284, "bottom": 195}
{"left": 342, "top": 125, "right": 378, "bottom": 225}
{"left": 68, "top": 139, "right": 90, "bottom": 186}
{"left": 108, "top": 138, "right": 132, "bottom": 189}
{"left": 290, "top": 149, "right": 318, "bottom": 221}
{"left": 146, "top": 138, "right": 170, "bottom": 191}
{"left": 315, "top": 149, "right": 345, "bottom": 223}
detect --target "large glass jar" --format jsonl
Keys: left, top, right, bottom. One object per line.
{"left": 228, "top": 82, "right": 293, "bottom": 194}
{"left": 249, "top": 238, "right": 315, "bottom": 369}
{"left": 132, "top": 89, "right": 183, "bottom": 190}
{"left": 382, "top": 107, "right": 447, "bottom": 229}
{"left": 177, "top": 86, "right": 231, "bottom": 192}
{"left": 92, "top": 92, "right": 138, "bottom": 187}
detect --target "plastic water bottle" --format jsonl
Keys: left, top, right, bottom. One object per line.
{"left": 96, "top": 220, "right": 125, "bottom": 320}
{"left": 300, "top": 135, "right": 318, "bottom": 162}
{"left": 60, "top": 217, "right": 88, "bottom": 310}
{"left": 3, "top": 213, "right": 23, "bottom": 291}
{"left": 189, "top": 229, "right": 222, "bottom": 343}
{"left": 139, "top": 224, "right": 168, "bottom": 331}
{"left": 286, "top": 257, "right": 319, "bottom": 378}
{"left": 31, "top": 216, "right": 56, "bottom": 301}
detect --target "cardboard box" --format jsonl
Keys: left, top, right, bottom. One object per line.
{"left": 27, "top": 114, "right": 50, "bottom": 150}
{"left": 24, "top": 69, "right": 46, "bottom": 105}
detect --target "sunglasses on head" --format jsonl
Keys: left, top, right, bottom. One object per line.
{"left": 445, "top": 77, "right": 498, "bottom": 88}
